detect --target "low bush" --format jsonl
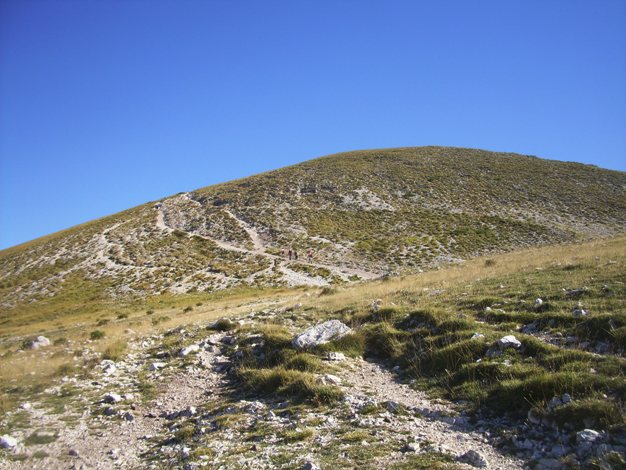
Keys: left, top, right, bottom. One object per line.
{"left": 551, "top": 399, "right": 623, "bottom": 431}
{"left": 89, "top": 330, "right": 105, "bottom": 340}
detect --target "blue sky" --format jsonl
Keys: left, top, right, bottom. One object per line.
{"left": 1, "top": 0, "right": 625, "bottom": 249}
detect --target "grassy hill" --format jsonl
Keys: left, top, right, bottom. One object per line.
{"left": 1, "top": 235, "right": 624, "bottom": 469}
{"left": 1, "top": 146, "right": 624, "bottom": 325}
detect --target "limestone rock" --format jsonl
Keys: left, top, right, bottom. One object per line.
{"left": 316, "top": 374, "right": 342, "bottom": 386}
{"left": 103, "top": 392, "right": 123, "bottom": 404}
{"left": 457, "top": 449, "right": 488, "bottom": 468}
{"left": 0, "top": 435, "right": 17, "bottom": 449}
{"left": 28, "top": 336, "right": 51, "bottom": 349}
{"left": 577, "top": 429, "right": 600, "bottom": 443}
{"left": 497, "top": 335, "right": 521, "bottom": 350}
{"left": 326, "top": 351, "right": 346, "bottom": 361}
{"left": 292, "top": 320, "right": 351, "bottom": 349}
{"left": 179, "top": 344, "right": 200, "bottom": 357}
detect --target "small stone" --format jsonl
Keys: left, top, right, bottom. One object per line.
{"left": 404, "top": 442, "right": 420, "bottom": 452}
{"left": 103, "top": 407, "right": 117, "bottom": 416}
{"left": 122, "top": 411, "right": 135, "bottom": 421}
{"left": 326, "top": 352, "right": 346, "bottom": 361}
{"left": 316, "top": 374, "right": 342, "bottom": 386}
{"left": 497, "top": 335, "right": 521, "bottom": 350}
{"left": 150, "top": 362, "right": 166, "bottom": 371}
{"left": 28, "top": 335, "right": 51, "bottom": 349}
{"left": 179, "top": 344, "right": 200, "bottom": 357}
{"left": 471, "top": 333, "right": 485, "bottom": 340}
{"left": 0, "top": 435, "right": 17, "bottom": 449}
{"left": 577, "top": 429, "right": 600, "bottom": 443}
{"left": 457, "top": 449, "right": 488, "bottom": 468}
{"left": 301, "top": 462, "right": 321, "bottom": 470}
{"left": 179, "top": 406, "right": 196, "bottom": 418}
{"left": 103, "top": 392, "right": 123, "bottom": 404}
{"left": 535, "top": 298, "right": 543, "bottom": 307}
{"left": 68, "top": 449, "right": 79, "bottom": 457}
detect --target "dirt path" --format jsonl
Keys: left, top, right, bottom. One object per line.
{"left": 154, "top": 196, "right": 380, "bottom": 284}
{"left": 2, "top": 334, "right": 229, "bottom": 470}
{"left": 340, "top": 359, "right": 524, "bottom": 470}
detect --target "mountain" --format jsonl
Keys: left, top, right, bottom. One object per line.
{"left": 1, "top": 146, "right": 625, "bottom": 309}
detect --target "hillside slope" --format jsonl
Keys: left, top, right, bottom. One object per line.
{"left": 1, "top": 147, "right": 625, "bottom": 310}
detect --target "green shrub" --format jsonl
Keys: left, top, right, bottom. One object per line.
{"left": 237, "top": 367, "right": 343, "bottom": 404}
{"left": 90, "top": 330, "right": 105, "bottom": 340}
{"left": 551, "top": 399, "right": 624, "bottom": 431}
{"left": 209, "top": 318, "right": 236, "bottom": 332}
{"left": 364, "top": 323, "right": 409, "bottom": 360}
{"left": 314, "top": 331, "right": 366, "bottom": 357}
{"left": 103, "top": 339, "right": 127, "bottom": 361}
{"left": 284, "top": 353, "right": 323, "bottom": 372}
{"left": 420, "top": 339, "right": 488, "bottom": 376}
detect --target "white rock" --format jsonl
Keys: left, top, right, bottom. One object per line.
{"left": 577, "top": 429, "right": 600, "bottom": 443}
{"left": 103, "top": 392, "right": 123, "bottom": 404}
{"left": 101, "top": 360, "right": 117, "bottom": 375}
{"left": 29, "top": 335, "right": 51, "bottom": 349}
{"left": 150, "top": 362, "right": 166, "bottom": 371}
{"left": 316, "top": 374, "right": 342, "bottom": 386}
{"left": 0, "top": 435, "right": 17, "bottom": 448}
{"left": 326, "top": 352, "right": 346, "bottom": 361}
{"left": 292, "top": 320, "right": 352, "bottom": 349}
{"left": 404, "top": 442, "right": 420, "bottom": 452}
{"left": 471, "top": 333, "right": 485, "bottom": 340}
{"left": 535, "top": 298, "right": 543, "bottom": 307}
{"left": 301, "top": 462, "right": 321, "bottom": 470}
{"left": 497, "top": 335, "right": 521, "bottom": 350}
{"left": 457, "top": 449, "right": 488, "bottom": 468}
{"left": 179, "top": 344, "right": 200, "bottom": 357}
{"left": 179, "top": 406, "right": 196, "bottom": 418}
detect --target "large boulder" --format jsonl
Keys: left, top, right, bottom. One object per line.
{"left": 292, "top": 320, "right": 351, "bottom": 349}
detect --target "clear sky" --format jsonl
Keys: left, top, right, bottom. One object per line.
{"left": 1, "top": 0, "right": 625, "bottom": 250}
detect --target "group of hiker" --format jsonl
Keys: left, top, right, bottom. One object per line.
{"left": 286, "top": 248, "right": 313, "bottom": 262}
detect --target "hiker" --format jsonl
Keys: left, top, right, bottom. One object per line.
{"left": 288, "top": 249, "right": 292, "bottom": 260}
{"left": 307, "top": 250, "right": 313, "bottom": 262}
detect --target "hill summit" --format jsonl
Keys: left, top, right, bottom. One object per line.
{"left": 1, "top": 146, "right": 625, "bottom": 308}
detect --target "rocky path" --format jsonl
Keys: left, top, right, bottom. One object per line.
{"left": 155, "top": 195, "right": 380, "bottom": 284}
{"left": 340, "top": 359, "right": 524, "bottom": 469}
{"left": 1, "top": 334, "right": 230, "bottom": 470}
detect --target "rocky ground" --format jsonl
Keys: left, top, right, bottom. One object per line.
{"left": 2, "top": 302, "right": 622, "bottom": 470}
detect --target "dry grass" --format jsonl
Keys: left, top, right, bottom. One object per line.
{"left": 307, "top": 235, "right": 626, "bottom": 313}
